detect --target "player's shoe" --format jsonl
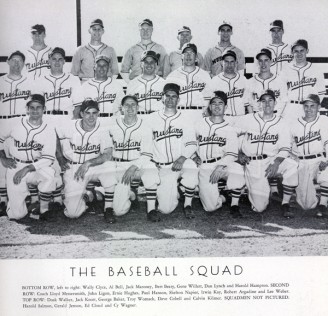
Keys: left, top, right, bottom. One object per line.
{"left": 230, "top": 205, "right": 243, "bottom": 218}
{"left": 281, "top": 204, "right": 294, "bottom": 218}
{"left": 147, "top": 209, "right": 161, "bottom": 222}
{"left": 183, "top": 205, "right": 195, "bottom": 219}
{"left": 0, "top": 202, "right": 7, "bottom": 217}
{"left": 104, "top": 207, "right": 116, "bottom": 224}
{"left": 315, "top": 204, "right": 326, "bottom": 218}
{"left": 39, "top": 202, "right": 59, "bottom": 222}
{"left": 27, "top": 201, "right": 40, "bottom": 214}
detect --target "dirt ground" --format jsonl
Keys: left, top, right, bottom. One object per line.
{"left": 1, "top": 197, "right": 328, "bottom": 259}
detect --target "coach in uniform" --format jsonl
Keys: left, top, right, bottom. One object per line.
{"left": 71, "top": 19, "right": 119, "bottom": 82}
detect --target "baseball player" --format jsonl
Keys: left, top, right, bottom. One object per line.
{"left": 265, "top": 20, "right": 293, "bottom": 76}
{"left": 126, "top": 50, "right": 166, "bottom": 115}
{"left": 163, "top": 26, "right": 205, "bottom": 78}
{"left": 209, "top": 50, "right": 251, "bottom": 116}
{"left": 24, "top": 24, "right": 52, "bottom": 80}
{"left": 281, "top": 39, "right": 326, "bottom": 120}
{"left": 166, "top": 43, "right": 212, "bottom": 121}
{"left": 289, "top": 94, "right": 328, "bottom": 217}
{"left": 104, "top": 95, "right": 160, "bottom": 223}
{"left": 121, "top": 19, "right": 167, "bottom": 83}
{"left": 248, "top": 48, "right": 288, "bottom": 114}
{"left": 56, "top": 99, "right": 116, "bottom": 219}
{"left": 71, "top": 19, "right": 119, "bottom": 82}
{"left": 195, "top": 91, "right": 245, "bottom": 217}
{"left": 0, "top": 94, "right": 57, "bottom": 220}
{"left": 204, "top": 21, "right": 245, "bottom": 77}
{"left": 75, "top": 55, "right": 124, "bottom": 118}
{"left": 235, "top": 90, "right": 298, "bottom": 217}
{"left": 147, "top": 83, "right": 199, "bottom": 219}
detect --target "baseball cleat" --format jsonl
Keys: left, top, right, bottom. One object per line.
{"left": 147, "top": 209, "right": 161, "bottom": 222}
{"left": 316, "top": 205, "right": 326, "bottom": 218}
{"left": 281, "top": 204, "right": 294, "bottom": 218}
{"left": 230, "top": 205, "right": 243, "bottom": 218}
{"left": 27, "top": 201, "right": 40, "bottom": 215}
{"left": 39, "top": 210, "right": 56, "bottom": 222}
{"left": 183, "top": 205, "right": 195, "bottom": 219}
{"left": 104, "top": 207, "right": 116, "bottom": 224}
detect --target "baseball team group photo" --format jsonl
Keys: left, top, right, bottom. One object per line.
{"left": 1, "top": 0, "right": 328, "bottom": 259}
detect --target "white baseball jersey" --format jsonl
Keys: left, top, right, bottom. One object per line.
{"left": 195, "top": 117, "right": 238, "bottom": 164}
{"left": 77, "top": 78, "right": 124, "bottom": 117}
{"left": 204, "top": 44, "right": 245, "bottom": 77}
{"left": 247, "top": 73, "right": 288, "bottom": 113}
{"left": 57, "top": 119, "right": 112, "bottom": 164}
{"left": 163, "top": 50, "right": 205, "bottom": 78}
{"left": 24, "top": 46, "right": 52, "bottom": 80}
{"left": 32, "top": 73, "right": 82, "bottom": 118}
{"left": 265, "top": 43, "right": 293, "bottom": 76}
{"left": 0, "top": 116, "right": 56, "bottom": 169}
{"left": 0, "top": 75, "right": 31, "bottom": 116}
{"left": 166, "top": 66, "right": 212, "bottom": 109}
{"left": 126, "top": 75, "right": 165, "bottom": 114}
{"left": 209, "top": 72, "right": 250, "bottom": 115}
{"left": 147, "top": 110, "right": 197, "bottom": 163}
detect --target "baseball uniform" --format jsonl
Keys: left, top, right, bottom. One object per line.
{"left": 121, "top": 42, "right": 167, "bottom": 80}
{"left": 147, "top": 110, "right": 198, "bottom": 214}
{"left": 71, "top": 43, "right": 119, "bottom": 82}
{"left": 0, "top": 117, "right": 56, "bottom": 219}
{"left": 265, "top": 43, "right": 293, "bottom": 76}
{"left": 204, "top": 44, "right": 245, "bottom": 77}
{"left": 209, "top": 72, "right": 250, "bottom": 116}
{"left": 57, "top": 119, "right": 116, "bottom": 218}
{"left": 24, "top": 46, "right": 52, "bottom": 80}
{"left": 289, "top": 114, "right": 328, "bottom": 210}
{"left": 234, "top": 113, "right": 298, "bottom": 212}
{"left": 195, "top": 117, "right": 245, "bottom": 212}
{"left": 126, "top": 75, "right": 165, "bottom": 114}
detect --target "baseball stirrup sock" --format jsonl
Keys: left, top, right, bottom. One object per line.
{"left": 53, "top": 185, "right": 64, "bottom": 202}
{"left": 218, "top": 180, "right": 227, "bottom": 191}
{"left": 104, "top": 192, "right": 114, "bottom": 208}
{"left": 0, "top": 188, "right": 7, "bottom": 202}
{"left": 282, "top": 185, "right": 296, "bottom": 204}
{"left": 269, "top": 178, "right": 279, "bottom": 193}
{"left": 183, "top": 186, "right": 195, "bottom": 207}
{"left": 131, "top": 181, "right": 139, "bottom": 190}
{"left": 231, "top": 189, "right": 242, "bottom": 199}
{"left": 320, "top": 186, "right": 328, "bottom": 198}
{"left": 146, "top": 189, "right": 157, "bottom": 210}
{"left": 28, "top": 185, "right": 39, "bottom": 203}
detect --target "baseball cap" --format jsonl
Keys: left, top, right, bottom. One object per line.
{"left": 222, "top": 50, "right": 237, "bottom": 60}
{"left": 301, "top": 94, "right": 320, "bottom": 105}
{"left": 121, "top": 95, "right": 139, "bottom": 106}
{"left": 90, "top": 19, "right": 104, "bottom": 28}
{"left": 31, "top": 24, "right": 46, "bottom": 34}
{"left": 139, "top": 19, "right": 153, "bottom": 27}
{"left": 291, "top": 39, "right": 308, "bottom": 51}
{"left": 256, "top": 48, "right": 272, "bottom": 60}
{"left": 178, "top": 26, "right": 191, "bottom": 34}
{"left": 141, "top": 50, "right": 160, "bottom": 64}
{"left": 270, "top": 20, "right": 283, "bottom": 31}
{"left": 219, "top": 21, "right": 233, "bottom": 31}
{"left": 209, "top": 91, "right": 227, "bottom": 105}
{"left": 49, "top": 47, "right": 65, "bottom": 58}
{"left": 259, "top": 89, "right": 276, "bottom": 101}
{"left": 163, "top": 83, "right": 180, "bottom": 95}
{"left": 8, "top": 51, "right": 25, "bottom": 62}
{"left": 95, "top": 55, "right": 110, "bottom": 64}
{"left": 181, "top": 43, "right": 197, "bottom": 54}
{"left": 27, "top": 94, "right": 45, "bottom": 107}
{"left": 80, "top": 98, "right": 99, "bottom": 112}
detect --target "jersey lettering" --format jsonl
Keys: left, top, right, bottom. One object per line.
{"left": 271, "top": 54, "right": 293, "bottom": 66}
{"left": 153, "top": 126, "right": 183, "bottom": 141}
{"left": 14, "top": 139, "right": 43, "bottom": 151}
{"left": 295, "top": 130, "right": 321, "bottom": 146}
{"left": 247, "top": 132, "right": 279, "bottom": 145}
{"left": 227, "top": 87, "right": 244, "bottom": 99}
{"left": 135, "top": 90, "right": 163, "bottom": 102}
{"left": 0, "top": 89, "right": 30, "bottom": 102}
{"left": 198, "top": 135, "right": 226, "bottom": 146}
{"left": 287, "top": 77, "right": 317, "bottom": 91}
{"left": 114, "top": 139, "right": 141, "bottom": 151}
{"left": 70, "top": 142, "right": 100, "bottom": 155}
{"left": 212, "top": 56, "right": 223, "bottom": 65}
{"left": 44, "top": 87, "right": 72, "bottom": 102}
{"left": 180, "top": 82, "right": 205, "bottom": 93}
{"left": 95, "top": 93, "right": 116, "bottom": 103}
{"left": 26, "top": 60, "right": 49, "bottom": 72}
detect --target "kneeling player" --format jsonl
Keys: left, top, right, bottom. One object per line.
{"left": 195, "top": 91, "right": 245, "bottom": 217}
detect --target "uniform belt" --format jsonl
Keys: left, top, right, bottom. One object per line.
{"left": 45, "top": 110, "right": 68, "bottom": 115}
{"left": 137, "top": 111, "right": 154, "bottom": 115}
{"left": 249, "top": 154, "right": 268, "bottom": 160}
{"left": 68, "top": 160, "right": 83, "bottom": 165}
{"left": 113, "top": 157, "right": 133, "bottom": 162}
{"left": 99, "top": 113, "right": 112, "bottom": 117}
{"left": 202, "top": 157, "right": 222, "bottom": 163}
{"left": 151, "top": 159, "right": 172, "bottom": 166}
{"left": 0, "top": 114, "right": 26, "bottom": 119}
{"left": 14, "top": 157, "right": 38, "bottom": 163}
{"left": 290, "top": 100, "right": 301, "bottom": 104}
{"left": 298, "top": 153, "right": 326, "bottom": 160}
{"left": 179, "top": 106, "right": 203, "bottom": 110}
{"left": 253, "top": 110, "right": 277, "bottom": 113}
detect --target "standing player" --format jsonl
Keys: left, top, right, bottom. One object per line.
{"left": 75, "top": 55, "right": 124, "bottom": 118}
{"left": 289, "top": 94, "right": 328, "bottom": 217}
{"left": 204, "top": 21, "right": 245, "bottom": 77}
{"left": 265, "top": 20, "right": 293, "bottom": 76}
{"left": 236, "top": 90, "right": 298, "bottom": 217}
{"left": 121, "top": 19, "right": 167, "bottom": 83}
{"left": 105, "top": 95, "right": 160, "bottom": 223}
{"left": 24, "top": 24, "right": 52, "bottom": 80}
{"left": 166, "top": 43, "right": 212, "bottom": 121}
{"left": 147, "top": 83, "right": 199, "bottom": 219}
{"left": 56, "top": 99, "right": 116, "bottom": 219}
{"left": 248, "top": 48, "right": 288, "bottom": 114}
{"left": 163, "top": 26, "right": 205, "bottom": 78}
{"left": 0, "top": 94, "right": 57, "bottom": 220}
{"left": 282, "top": 39, "right": 326, "bottom": 120}
{"left": 209, "top": 50, "right": 251, "bottom": 116}
{"left": 126, "top": 50, "right": 165, "bottom": 115}
{"left": 195, "top": 91, "right": 245, "bottom": 217}
{"left": 71, "top": 19, "right": 119, "bottom": 82}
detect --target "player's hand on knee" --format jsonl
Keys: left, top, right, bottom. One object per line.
{"left": 121, "top": 165, "right": 139, "bottom": 185}
{"left": 319, "top": 161, "right": 328, "bottom": 171}
{"left": 238, "top": 152, "right": 250, "bottom": 165}
{"left": 192, "top": 155, "right": 202, "bottom": 167}
{"left": 172, "top": 156, "right": 187, "bottom": 172}
{"left": 265, "top": 162, "right": 279, "bottom": 178}
{"left": 57, "top": 156, "right": 70, "bottom": 172}
{"left": 13, "top": 167, "right": 30, "bottom": 185}
{"left": 74, "top": 162, "right": 90, "bottom": 181}
{"left": 209, "top": 165, "right": 226, "bottom": 184}
{"left": 1, "top": 157, "right": 17, "bottom": 169}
